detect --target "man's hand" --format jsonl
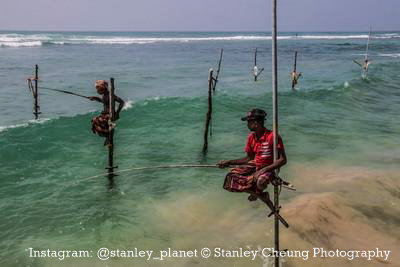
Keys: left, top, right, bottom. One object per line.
{"left": 217, "top": 160, "right": 231, "bottom": 169}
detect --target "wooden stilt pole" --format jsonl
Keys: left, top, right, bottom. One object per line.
{"left": 203, "top": 69, "right": 213, "bottom": 153}
{"left": 363, "top": 26, "right": 372, "bottom": 78}
{"left": 365, "top": 26, "right": 371, "bottom": 62}
{"left": 254, "top": 48, "right": 258, "bottom": 81}
{"left": 107, "top": 78, "right": 117, "bottom": 188}
{"left": 272, "top": 0, "right": 281, "bottom": 266}
{"left": 33, "top": 65, "right": 40, "bottom": 119}
{"left": 255, "top": 48, "right": 258, "bottom": 67}
{"left": 212, "top": 49, "right": 223, "bottom": 92}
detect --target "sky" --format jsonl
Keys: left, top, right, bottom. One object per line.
{"left": 0, "top": 0, "right": 399, "bottom": 32}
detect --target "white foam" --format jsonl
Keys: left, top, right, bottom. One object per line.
{"left": 122, "top": 99, "right": 134, "bottom": 111}
{"left": 67, "top": 35, "right": 272, "bottom": 44}
{"left": 378, "top": 53, "right": 400, "bottom": 58}
{"left": 62, "top": 34, "right": 387, "bottom": 43}
{"left": 142, "top": 96, "right": 163, "bottom": 106}
{"left": 299, "top": 34, "right": 368, "bottom": 39}
{"left": 0, "top": 41, "right": 42, "bottom": 47}
{"left": 0, "top": 33, "right": 52, "bottom": 47}
{"left": 379, "top": 33, "right": 400, "bottom": 39}
{"left": 0, "top": 32, "right": 398, "bottom": 47}
{"left": 0, "top": 123, "right": 28, "bottom": 132}
{"left": 0, "top": 118, "right": 51, "bottom": 132}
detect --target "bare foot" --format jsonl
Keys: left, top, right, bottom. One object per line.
{"left": 248, "top": 195, "right": 258, "bottom": 201}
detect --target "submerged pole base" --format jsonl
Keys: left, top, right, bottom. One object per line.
{"left": 106, "top": 166, "right": 118, "bottom": 190}
{"left": 105, "top": 166, "right": 119, "bottom": 170}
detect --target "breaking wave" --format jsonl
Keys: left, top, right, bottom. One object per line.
{"left": 1, "top": 32, "right": 399, "bottom": 47}
{"left": 0, "top": 118, "right": 51, "bottom": 132}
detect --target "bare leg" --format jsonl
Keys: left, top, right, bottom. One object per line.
{"left": 248, "top": 174, "right": 270, "bottom": 201}
{"left": 247, "top": 191, "right": 274, "bottom": 209}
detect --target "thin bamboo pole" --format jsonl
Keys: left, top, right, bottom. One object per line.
{"left": 271, "top": 0, "right": 280, "bottom": 266}
{"left": 34, "top": 65, "right": 39, "bottom": 119}
{"left": 254, "top": 48, "right": 258, "bottom": 81}
{"left": 203, "top": 69, "right": 213, "bottom": 153}
{"left": 107, "top": 78, "right": 116, "bottom": 188}
{"left": 365, "top": 26, "right": 371, "bottom": 61}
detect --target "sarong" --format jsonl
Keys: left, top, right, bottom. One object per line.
{"left": 223, "top": 165, "right": 274, "bottom": 192}
{"left": 91, "top": 113, "right": 110, "bottom": 136}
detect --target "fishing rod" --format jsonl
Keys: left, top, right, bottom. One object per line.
{"left": 39, "top": 86, "right": 91, "bottom": 100}
{"left": 81, "top": 164, "right": 219, "bottom": 181}
{"left": 79, "top": 163, "right": 296, "bottom": 190}
{"left": 27, "top": 78, "right": 91, "bottom": 100}
{"left": 77, "top": 163, "right": 294, "bottom": 226}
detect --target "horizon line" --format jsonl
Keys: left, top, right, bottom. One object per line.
{"left": 0, "top": 29, "right": 398, "bottom": 33}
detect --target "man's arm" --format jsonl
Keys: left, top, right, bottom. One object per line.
{"left": 217, "top": 153, "right": 255, "bottom": 168}
{"left": 114, "top": 95, "right": 125, "bottom": 119}
{"left": 353, "top": 60, "right": 362, "bottom": 67}
{"left": 89, "top": 96, "right": 103, "bottom": 102}
{"left": 256, "top": 148, "right": 287, "bottom": 174}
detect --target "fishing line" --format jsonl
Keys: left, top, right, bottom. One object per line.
{"left": 76, "top": 164, "right": 294, "bottom": 191}
{"left": 79, "top": 164, "right": 219, "bottom": 182}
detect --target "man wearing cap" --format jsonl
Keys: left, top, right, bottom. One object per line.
{"left": 218, "top": 108, "right": 287, "bottom": 203}
{"left": 89, "top": 80, "right": 125, "bottom": 146}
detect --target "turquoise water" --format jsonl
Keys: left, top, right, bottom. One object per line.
{"left": 0, "top": 31, "right": 400, "bottom": 266}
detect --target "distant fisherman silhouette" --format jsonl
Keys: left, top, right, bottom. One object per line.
{"left": 89, "top": 80, "right": 125, "bottom": 146}
{"left": 290, "top": 71, "right": 302, "bottom": 89}
{"left": 218, "top": 108, "right": 287, "bottom": 204}
{"left": 253, "top": 66, "right": 258, "bottom": 77}
{"left": 353, "top": 59, "right": 371, "bottom": 76}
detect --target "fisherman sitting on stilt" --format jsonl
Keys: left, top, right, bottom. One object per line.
{"left": 363, "top": 59, "right": 370, "bottom": 73}
{"left": 353, "top": 59, "right": 370, "bottom": 76}
{"left": 290, "top": 71, "right": 302, "bottom": 89}
{"left": 218, "top": 108, "right": 287, "bottom": 206}
{"left": 89, "top": 80, "right": 125, "bottom": 146}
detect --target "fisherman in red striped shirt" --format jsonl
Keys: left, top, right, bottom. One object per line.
{"left": 218, "top": 108, "right": 287, "bottom": 203}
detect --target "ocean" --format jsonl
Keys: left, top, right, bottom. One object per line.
{"left": 0, "top": 31, "right": 399, "bottom": 266}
